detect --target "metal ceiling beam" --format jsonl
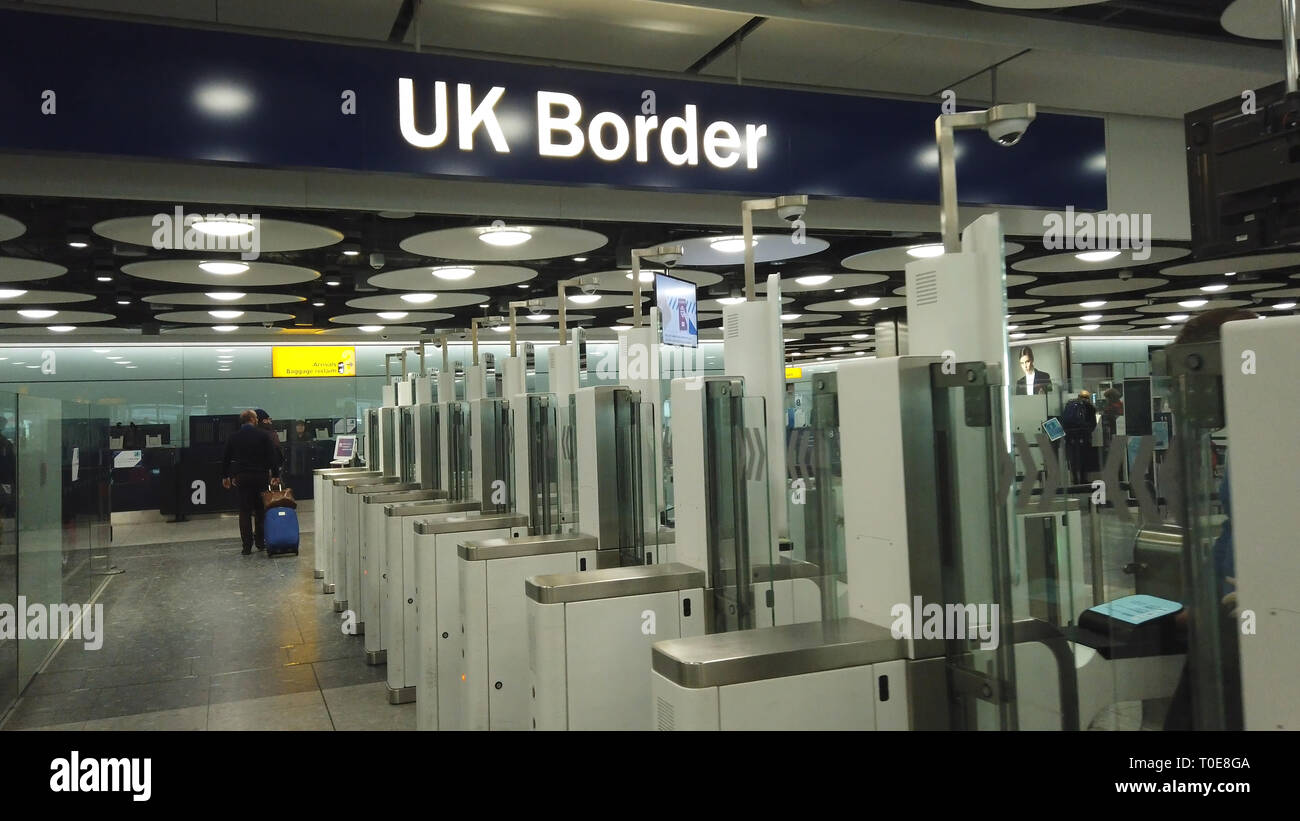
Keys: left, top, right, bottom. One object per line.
{"left": 684, "top": 15, "right": 767, "bottom": 74}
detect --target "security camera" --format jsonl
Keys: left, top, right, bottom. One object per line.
{"left": 986, "top": 118, "right": 1032, "bottom": 147}
{"left": 776, "top": 202, "right": 806, "bottom": 222}
{"left": 658, "top": 251, "right": 682, "bottom": 268}
{"left": 579, "top": 276, "right": 599, "bottom": 295}
{"left": 1118, "top": 269, "right": 1133, "bottom": 281}
{"left": 369, "top": 252, "right": 385, "bottom": 271}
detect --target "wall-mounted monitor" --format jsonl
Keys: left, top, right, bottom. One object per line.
{"left": 656, "top": 272, "right": 697, "bottom": 348}
{"left": 333, "top": 435, "right": 357, "bottom": 463}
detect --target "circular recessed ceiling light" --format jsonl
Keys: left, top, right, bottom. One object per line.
{"left": 68, "top": 241, "right": 88, "bottom": 249}
{"left": 1224, "top": 271, "right": 1236, "bottom": 277}
{"left": 612, "top": 325, "right": 630, "bottom": 332}
{"left": 492, "top": 325, "right": 510, "bottom": 333}
{"left": 1007, "top": 325, "right": 1020, "bottom": 331}
{"left": 1080, "top": 324, "right": 1100, "bottom": 331}
{"left": 1076, "top": 250, "right": 1121, "bottom": 262}
{"left": 212, "top": 325, "right": 239, "bottom": 332}
{"left": 401, "top": 293, "right": 438, "bottom": 304}
{"left": 208, "top": 310, "right": 244, "bottom": 319}
{"left": 625, "top": 271, "right": 656, "bottom": 283}
{"left": 359, "top": 325, "right": 384, "bottom": 333}
{"left": 0, "top": 289, "right": 27, "bottom": 299}
{"left": 567, "top": 294, "right": 601, "bottom": 304}
{"left": 1080, "top": 300, "right": 1107, "bottom": 308}
{"left": 573, "top": 256, "right": 587, "bottom": 262}
{"left": 312, "top": 301, "right": 325, "bottom": 307}
{"left": 199, "top": 261, "right": 250, "bottom": 275}
{"left": 205, "top": 291, "right": 246, "bottom": 301}
{"left": 1080, "top": 314, "right": 1103, "bottom": 321}
{"left": 47, "top": 325, "right": 76, "bottom": 333}
{"left": 116, "top": 299, "right": 132, "bottom": 305}
{"left": 96, "top": 276, "right": 113, "bottom": 283}
{"left": 377, "top": 311, "right": 408, "bottom": 320}
{"left": 795, "top": 275, "right": 832, "bottom": 286}
{"left": 855, "top": 351, "right": 866, "bottom": 356}
{"left": 830, "top": 346, "right": 844, "bottom": 352}
{"left": 1178, "top": 299, "right": 1208, "bottom": 308}
{"left": 193, "top": 218, "right": 255, "bottom": 237}
{"left": 780, "top": 313, "right": 802, "bottom": 321}
{"left": 849, "top": 297, "right": 880, "bottom": 307}
{"left": 717, "top": 296, "right": 745, "bottom": 305}
{"left": 906, "top": 244, "right": 944, "bottom": 259}
{"left": 478, "top": 227, "right": 531, "bottom": 247}
{"left": 851, "top": 333, "right": 869, "bottom": 339}
{"left": 432, "top": 266, "right": 475, "bottom": 281}
{"left": 17, "top": 309, "right": 56, "bottom": 319}
{"left": 1167, "top": 314, "right": 1189, "bottom": 322}
{"left": 1276, "top": 301, "right": 1297, "bottom": 310}
{"left": 709, "top": 236, "right": 756, "bottom": 254}
{"left": 527, "top": 312, "right": 549, "bottom": 321}
{"left": 1200, "top": 283, "right": 1228, "bottom": 292}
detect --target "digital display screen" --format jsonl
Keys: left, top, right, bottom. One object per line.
{"left": 656, "top": 272, "right": 697, "bottom": 348}
{"left": 333, "top": 435, "right": 357, "bottom": 461}
{"left": 1042, "top": 417, "right": 1065, "bottom": 442}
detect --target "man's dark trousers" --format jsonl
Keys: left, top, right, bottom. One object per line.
{"left": 235, "top": 471, "right": 270, "bottom": 550}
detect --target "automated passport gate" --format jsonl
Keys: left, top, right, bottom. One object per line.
{"left": 528, "top": 563, "right": 705, "bottom": 730}
{"left": 458, "top": 385, "right": 659, "bottom": 731}
{"left": 324, "top": 408, "right": 392, "bottom": 611}
{"left": 313, "top": 466, "right": 370, "bottom": 592}
{"left": 413, "top": 511, "right": 529, "bottom": 731}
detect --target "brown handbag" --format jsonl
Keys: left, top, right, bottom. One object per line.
{"left": 261, "top": 486, "right": 297, "bottom": 509}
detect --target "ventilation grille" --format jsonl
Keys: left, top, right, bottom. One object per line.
{"left": 724, "top": 313, "right": 742, "bottom": 339}
{"left": 656, "top": 696, "right": 675, "bottom": 731}
{"left": 914, "top": 270, "right": 940, "bottom": 306}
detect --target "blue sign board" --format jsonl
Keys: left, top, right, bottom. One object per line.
{"left": 0, "top": 9, "right": 1106, "bottom": 208}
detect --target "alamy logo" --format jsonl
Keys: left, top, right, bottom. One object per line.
{"left": 0, "top": 598, "right": 103, "bottom": 650}
{"left": 1042, "top": 205, "right": 1151, "bottom": 261}
{"left": 150, "top": 206, "right": 261, "bottom": 261}
{"left": 50, "top": 751, "right": 151, "bottom": 802}
{"left": 890, "top": 596, "right": 1000, "bottom": 650}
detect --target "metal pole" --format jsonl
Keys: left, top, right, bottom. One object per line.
{"left": 558, "top": 281, "right": 568, "bottom": 345}
{"left": 1285, "top": 0, "right": 1299, "bottom": 93}
{"left": 439, "top": 332, "right": 448, "bottom": 373}
{"left": 938, "top": 118, "right": 961, "bottom": 253}
{"left": 470, "top": 319, "right": 480, "bottom": 365}
{"left": 631, "top": 253, "right": 643, "bottom": 328}
{"left": 742, "top": 208, "right": 756, "bottom": 301}
{"left": 509, "top": 303, "right": 519, "bottom": 357}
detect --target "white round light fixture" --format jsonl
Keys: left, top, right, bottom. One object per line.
{"left": 17, "top": 309, "right": 56, "bottom": 319}
{"left": 1080, "top": 324, "right": 1100, "bottom": 331}
{"left": 1178, "top": 299, "right": 1208, "bottom": 308}
{"left": 1080, "top": 314, "right": 1103, "bottom": 322}
{"left": 360, "top": 325, "right": 385, "bottom": 333}
{"left": 1200, "top": 284, "right": 1228, "bottom": 292}
{"left": 212, "top": 325, "right": 239, "bottom": 332}
{"left": 377, "top": 311, "right": 409, "bottom": 320}
{"left": 47, "top": 325, "right": 76, "bottom": 333}
{"left": 205, "top": 291, "right": 246, "bottom": 301}
{"left": 1076, "top": 251, "right": 1121, "bottom": 262}
{"left": 1080, "top": 300, "right": 1107, "bottom": 308}
{"left": 478, "top": 227, "right": 531, "bottom": 247}
{"left": 432, "top": 266, "right": 475, "bottom": 281}
{"left": 1167, "top": 314, "right": 1189, "bottom": 322}
{"left": 567, "top": 294, "right": 601, "bottom": 305}
{"left": 0, "top": 289, "right": 27, "bottom": 299}
{"left": 208, "top": 310, "right": 244, "bottom": 320}
{"left": 717, "top": 297, "right": 746, "bottom": 305}
{"left": 795, "top": 275, "right": 832, "bottom": 286}
{"left": 625, "top": 271, "right": 656, "bottom": 283}
{"left": 199, "top": 261, "right": 250, "bottom": 275}
{"left": 709, "top": 236, "right": 756, "bottom": 254}
{"left": 906, "top": 244, "right": 945, "bottom": 259}
{"left": 193, "top": 218, "right": 255, "bottom": 237}
{"left": 400, "top": 293, "right": 438, "bottom": 304}
{"left": 780, "top": 313, "right": 802, "bottom": 321}
{"left": 849, "top": 297, "right": 880, "bottom": 307}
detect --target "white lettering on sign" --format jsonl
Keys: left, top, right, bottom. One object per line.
{"left": 401, "top": 78, "right": 769, "bottom": 171}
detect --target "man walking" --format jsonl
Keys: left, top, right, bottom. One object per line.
{"left": 222, "top": 408, "right": 281, "bottom": 555}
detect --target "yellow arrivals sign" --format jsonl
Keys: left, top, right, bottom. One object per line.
{"left": 273, "top": 346, "right": 357, "bottom": 378}
{"left": 785, "top": 366, "right": 803, "bottom": 379}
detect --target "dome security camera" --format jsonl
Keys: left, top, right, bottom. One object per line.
{"left": 1118, "top": 269, "right": 1134, "bottom": 281}
{"left": 986, "top": 117, "right": 1032, "bottom": 147}
{"left": 658, "top": 251, "right": 682, "bottom": 268}
{"left": 776, "top": 202, "right": 806, "bottom": 222}
{"left": 369, "top": 252, "right": 385, "bottom": 271}
{"left": 579, "top": 275, "right": 599, "bottom": 295}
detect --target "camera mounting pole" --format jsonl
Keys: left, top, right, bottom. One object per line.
{"left": 507, "top": 298, "right": 541, "bottom": 356}
{"left": 741, "top": 195, "right": 807, "bottom": 301}
{"left": 555, "top": 277, "right": 584, "bottom": 344}
{"left": 630, "top": 244, "right": 685, "bottom": 328}
{"left": 936, "top": 103, "right": 1035, "bottom": 253}
{"left": 1285, "top": 0, "right": 1298, "bottom": 93}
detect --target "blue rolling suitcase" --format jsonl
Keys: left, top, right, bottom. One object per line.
{"left": 264, "top": 506, "right": 300, "bottom": 556}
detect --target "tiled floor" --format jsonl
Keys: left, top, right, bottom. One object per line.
{"left": 0, "top": 530, "right": 414, "bottom": 731}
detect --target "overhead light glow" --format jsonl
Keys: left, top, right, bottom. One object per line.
{"left": 117, "top": 299, "right": 131, "bottom": 305}
{"left": 709, "top": 236, "right": 756, "bottom": 254}
{"left": 359, "top": 325, "right": 384, "bottom": 333}
{"left": 208, "top": 310, "right": 244, "bottom": 320}
{"left": 194, "top": 82, "right": 253, "bottom": 117}
{"left": 96, "top": 276, "right": 113, "bottom": 283}
{"left": 717, "top": 296, "right": 746, "bottom": 306}
{"left": 855, "top": 351, "right": 866, "bottom": 356}
{"left": 1080, "top": 314, "right": 1102, "bottom": 322}
{"left": 1178, "top": 299, "right": 1207, "bottom": 308}
{"left": 849, "top": 297, "right": 880, "bottom": 307}
{"left": 218, "top": 367, "right": 231, "bottom": 372}
{"left": 106, "top": 356, "right": 122, "bottom": 360}
{"left": 1010, "top": 332, "right": 1026, "bottom": 339}
{"left": 401, "top": 293, "right": 438, "bottom": 304}
{"left": 834, "top": 288, "right": 845, "bottom": 293}
{"left": 613, "top": 325, "right": 630, "bottom": 332}
{"left": 199, "top": 261, "right": 249, "bottom": 275}
{"left": 1275, "top": 302, "right": 1297, "bottom": 310}
{"left": 568, "top": 294, "right": 601, "bottom": 304}
{"left": 572, "top": 257, "right": 587, "bottom": 262}
{"left": 1075, "top": 250, "right": 1121, "bottom": 262}
{"left": 1200, "top": 284, "right": 1228, "bottom": 292}
{"left": 93, "top": 349, "right": 110, "bottom": 353}
{"left": 625, "top": 271, "right": 656, "bottom": 283}
{"left": 47, "top": 325, "right": 76, "bottom": 333}
{"left": 851, "top": 333, "right": 869, "bottom": 339}
{"left": 1159, "top": 325, "right": 1172, "bottom": 329}
{"left": 906, "top": 244, "right": 944, "bottom": 259}
{"left": 527, "top": 313, "right": 549, "bottom": 321}
{"left": 478, "top": 227, "right": 531, "bottom": 247}
{"left": 492, "top": 325, "right": 510, "bottom": 333}
{"left": 1224, "top": 271, "right": 1236, "bottom": 277}
{"left": 830, "top": 346, "right": 844, "bottom": 352}
{"left": 795, "top": 275, "right": 832, "bottom": 286}
{"left": 212, "top": 325, "right": 239, "bottom": 332}
{"left": 377, "top": 311, "right": 408, "bottom": 320}
{"left": 312, "top": 301, "right": 325, "bottom": 307}
{"left": 432, "top": 266, "right": 475, "bottom": 281}
{"left": 780, "top": 313, "right": 801, "bottom": 321}
{"left": 1167, "top": 314, "right": 1189, "bottom": 322}
{"left": 206, "top": 292, "right": 246, "bottom": 301}
{"left": 68, "top": 241, "right": 88, "bottom": 249}
{"left": 1080, "top": 324, "right": 1100, "bottom": 331}
{"left": 17, "top": 309, "right": 56, "bottom": 319}
{"left": 0, "top": 289, "right": 27, "bottom": 299}
{"left": 1080, "top": 301, "right": 1106, "bottom": 308}
{"left": 1007, "top": 325, "right": 1019, "bottom": 331}
{"left": 193, "top": 218, "right": 255, "bottom": 237}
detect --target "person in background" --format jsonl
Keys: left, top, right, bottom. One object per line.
{"left": 255, "top": 408, "right": 285, "bottom": 478}
{"left": 1061, "top": 389, "right": 1098, "bottom": 485}
{"left": 222, "top": 409, "right": 281, "bottom": 555}
{"left": 1015, "top": 347, "right": 1053, "bottom": 395}
{"left": 1162, "top": 306, "right": 1258, "bottom": 731}
{"left": 1099, "top": 387, "right": 1123, "bottom": 449}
